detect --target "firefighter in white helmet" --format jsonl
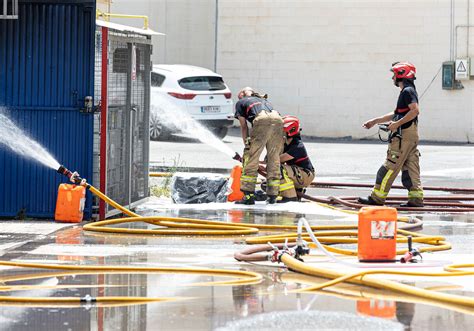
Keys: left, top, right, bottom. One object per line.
{"left": 234, "top": 87, "right": 284, "bottom": 205}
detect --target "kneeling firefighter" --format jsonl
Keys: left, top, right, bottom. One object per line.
{"left": 234, "top": 87, "right": 284, "bottom": 205}
{"left": 359, "top": 62, "right": 424, "bottom": 207}
{"left": 278, "top": 115, "right": 315, "bottom": 202}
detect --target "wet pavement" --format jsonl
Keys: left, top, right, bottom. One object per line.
{"left": 1, "top": 135, "right": 473, "bottom": 330}
{"left": 1, "top": 199, "right": 473, "bottom": 331}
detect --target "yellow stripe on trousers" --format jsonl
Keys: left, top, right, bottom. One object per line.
{"left": 374, "top": 169, "right": 393, "bottom": 199}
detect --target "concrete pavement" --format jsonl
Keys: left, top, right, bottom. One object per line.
{"left": 150, "top": 127, "right": 474, "bottom": 188}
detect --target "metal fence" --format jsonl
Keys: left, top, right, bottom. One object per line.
{"left": 94, "top": 26, "right": 151, "bottom": 217}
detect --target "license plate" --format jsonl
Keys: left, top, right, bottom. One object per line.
{"left": 201, "top": 106, "right": 221, "bottom": 113}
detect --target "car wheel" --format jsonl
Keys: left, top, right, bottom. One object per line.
{"left": 212, "top": 126, "right": 228, "bottom": 140}
{"left": 150, "top": 114, "right": 170, "bottom": 140}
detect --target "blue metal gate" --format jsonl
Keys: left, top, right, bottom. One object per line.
{"left": 0, "top": 0, "right": 96, "bottom": 218}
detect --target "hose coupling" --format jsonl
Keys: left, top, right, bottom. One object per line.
{"left": 294, "top": 243, "right": 310, "bottom": 261}
{"left": 80, "top": 294, "right": 96, "bottom": 303}
{"left": 267, "top": 241, "right": 309, "bottom": 263}
{"left": 400, "top": 235, "right": 422, "bottom": 263}
{"left": 233, "top": 152, "right": 243, "bottom": 162}
{"left": 378, "top": 124, "right": 389, "bottom": 132}
{"left": 267, "top": 242, "right": 285, "bottom": 263}
{"left": 400, "top": 248, "right": 422, "bottom": 263}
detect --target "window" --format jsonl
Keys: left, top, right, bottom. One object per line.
{"left": 151, "top": 72, "right": 166, "bottom": 87}
{"left": 178, "top": 76, "right": 226, "bottom": 91}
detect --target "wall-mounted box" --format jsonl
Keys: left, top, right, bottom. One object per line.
{"left": 442, "top": 61, "right": 464, "bottom": 90}
{"left": 442, "top": 61, "right": 455, "bottom": 89}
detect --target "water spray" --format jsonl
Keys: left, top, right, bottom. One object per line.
{"left": 0, "top": 111, "right": 60, "bottom": 170}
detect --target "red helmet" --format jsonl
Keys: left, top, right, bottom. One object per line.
{"left": 391, "top": 62, "right": 416, "bottom": 79}
{"left": 282, "top": 115, "right": 300, "bottom": 137}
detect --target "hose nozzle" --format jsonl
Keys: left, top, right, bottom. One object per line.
{"left": 400, "top": 236, "right": 422, "bottom": 263}
{"left": 57, "top": 165, "right": 73, "bottom": 177}
{"left": 57, "top": 165, "right": 85, "bottom": 185}
{"left": 233, "top": 152, "right": 242, "bottom": 162}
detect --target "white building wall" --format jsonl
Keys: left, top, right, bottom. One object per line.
{"left": 109, "top": 0, "right": 216, "bottom": 70}
{"left": 107, "top": 0, "right": 473, "bottom": 142}
{"left": 218, "top": 0, "right": 474, "bottom": 142}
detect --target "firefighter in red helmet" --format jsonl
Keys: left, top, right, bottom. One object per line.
{"left": 359, "top": 62, "right": 424, "bottom": 207}
{"left": 277, "top": 115, "right": 315, "bottom": 202}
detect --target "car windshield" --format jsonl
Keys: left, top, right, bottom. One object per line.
{"left": 178, "top": 76, "right": 226, "bottom": 91}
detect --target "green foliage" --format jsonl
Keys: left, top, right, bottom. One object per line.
{"left": 149, "top": 155, "right": 187, "bottom": 198}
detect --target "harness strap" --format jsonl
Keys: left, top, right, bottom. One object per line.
{"left": 245, "top": 102, "right": 262, "bottom": 116}
{"left": 294, "top": 156, "right": 308, "bottom": 164}
{"left": 396, "top": 107, "right": 410, "bottom": 113}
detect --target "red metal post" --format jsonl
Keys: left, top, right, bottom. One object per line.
{"left": 99, "top": 27, "right": 108, "bottom": 220}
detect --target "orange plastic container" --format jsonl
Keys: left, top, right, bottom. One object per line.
{"left": 55, "top": 184, "right": 86, "bottom": 223}
{"left": 227, "top": 165, "right": 244, "bottom": 202}
{"left": 358, "top": 206, "right": 397, "bottom": 262}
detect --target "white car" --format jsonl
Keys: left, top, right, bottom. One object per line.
{"left": 150, "top": 64, "right": 234, "bottom": 140}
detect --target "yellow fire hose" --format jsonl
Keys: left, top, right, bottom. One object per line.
{"left": 245, "top": 228, "right": 452, "bottom": 256}
{"left": 280, "top": 273, "right": 473, "bottom": 315}
{"left": 145, "top": 170, "right": 471, "bottom": 313}
{"left": 280, "top": 254, "right": 474, "bottom": 308}
{"left": 0, "top": 260, "right": 262, "bottom": 306}
{"left": 85, "top": 185, "right": 426, "bottom": 245}
{"left": 149, "top": 172, "right": 173, "bottom": 177}
{"left": 29, "top": 169, "right": 466, "bottom": 313}
{"left": 85, "top": 182, "right": 473, "bottom": 312}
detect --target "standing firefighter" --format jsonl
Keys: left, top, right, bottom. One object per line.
{"left": 278, "top": 116, "right": 315, "bottom": 202}
{"left": 359, "top": 62, "right": 424, "bottom": 207}
{"left": 234, "top": 87, "right": 284, "bottom": 205}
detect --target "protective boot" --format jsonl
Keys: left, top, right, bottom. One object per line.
{"left": 400, "top": 200, "right": 424, "bottom": 208}
{"left": 235, "top": 191, "right": 256, "bottom": 205}
{"left": 277, "top": 197, "right": 298, "bottom": 203}
{"left": 266, "top": 195, "right": 277, "bottom": 204}
{"left": 358, "top": 196, "right": 384, "bottom": 206}
{"left": 296, "top": 188, "right": 306, "bottom": 201}
{"left": 254, "top": 190, "right": 267, "bottom": 201}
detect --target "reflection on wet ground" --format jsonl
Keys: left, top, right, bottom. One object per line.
{"left": 0, "top": 197, "right": 473, "bottom": 330}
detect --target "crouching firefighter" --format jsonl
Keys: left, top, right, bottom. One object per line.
{"left": 234, "top": 87, "right": 284, "bottom": 205}
{"left": 359, "top": 62, "right": 424, "bottom": 207}
{"left": 278, "top": 115, "right": 315, "bottom": 203}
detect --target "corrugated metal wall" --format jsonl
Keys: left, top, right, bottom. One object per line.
{"left": 0, "top": 0, "right": 96, "bottom": 218}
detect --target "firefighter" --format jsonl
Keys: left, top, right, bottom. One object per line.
{"left": 234, "top": 87, "right": 284, "bottom": 205}
{"left": 278, "top": 115, "right": 315, "bottom": 202}
{"left": 359, "top": 62, "right": 424, "bottom": 207}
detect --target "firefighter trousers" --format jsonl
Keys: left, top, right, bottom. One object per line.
{"left": 241, "top": 111, "right": 284, "bottom": 196}
{"left": 370, "top": 123, "right": 423, "bottom": 205}
{"left": 280, "top": 165, "right": 315, "bottom": 198}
